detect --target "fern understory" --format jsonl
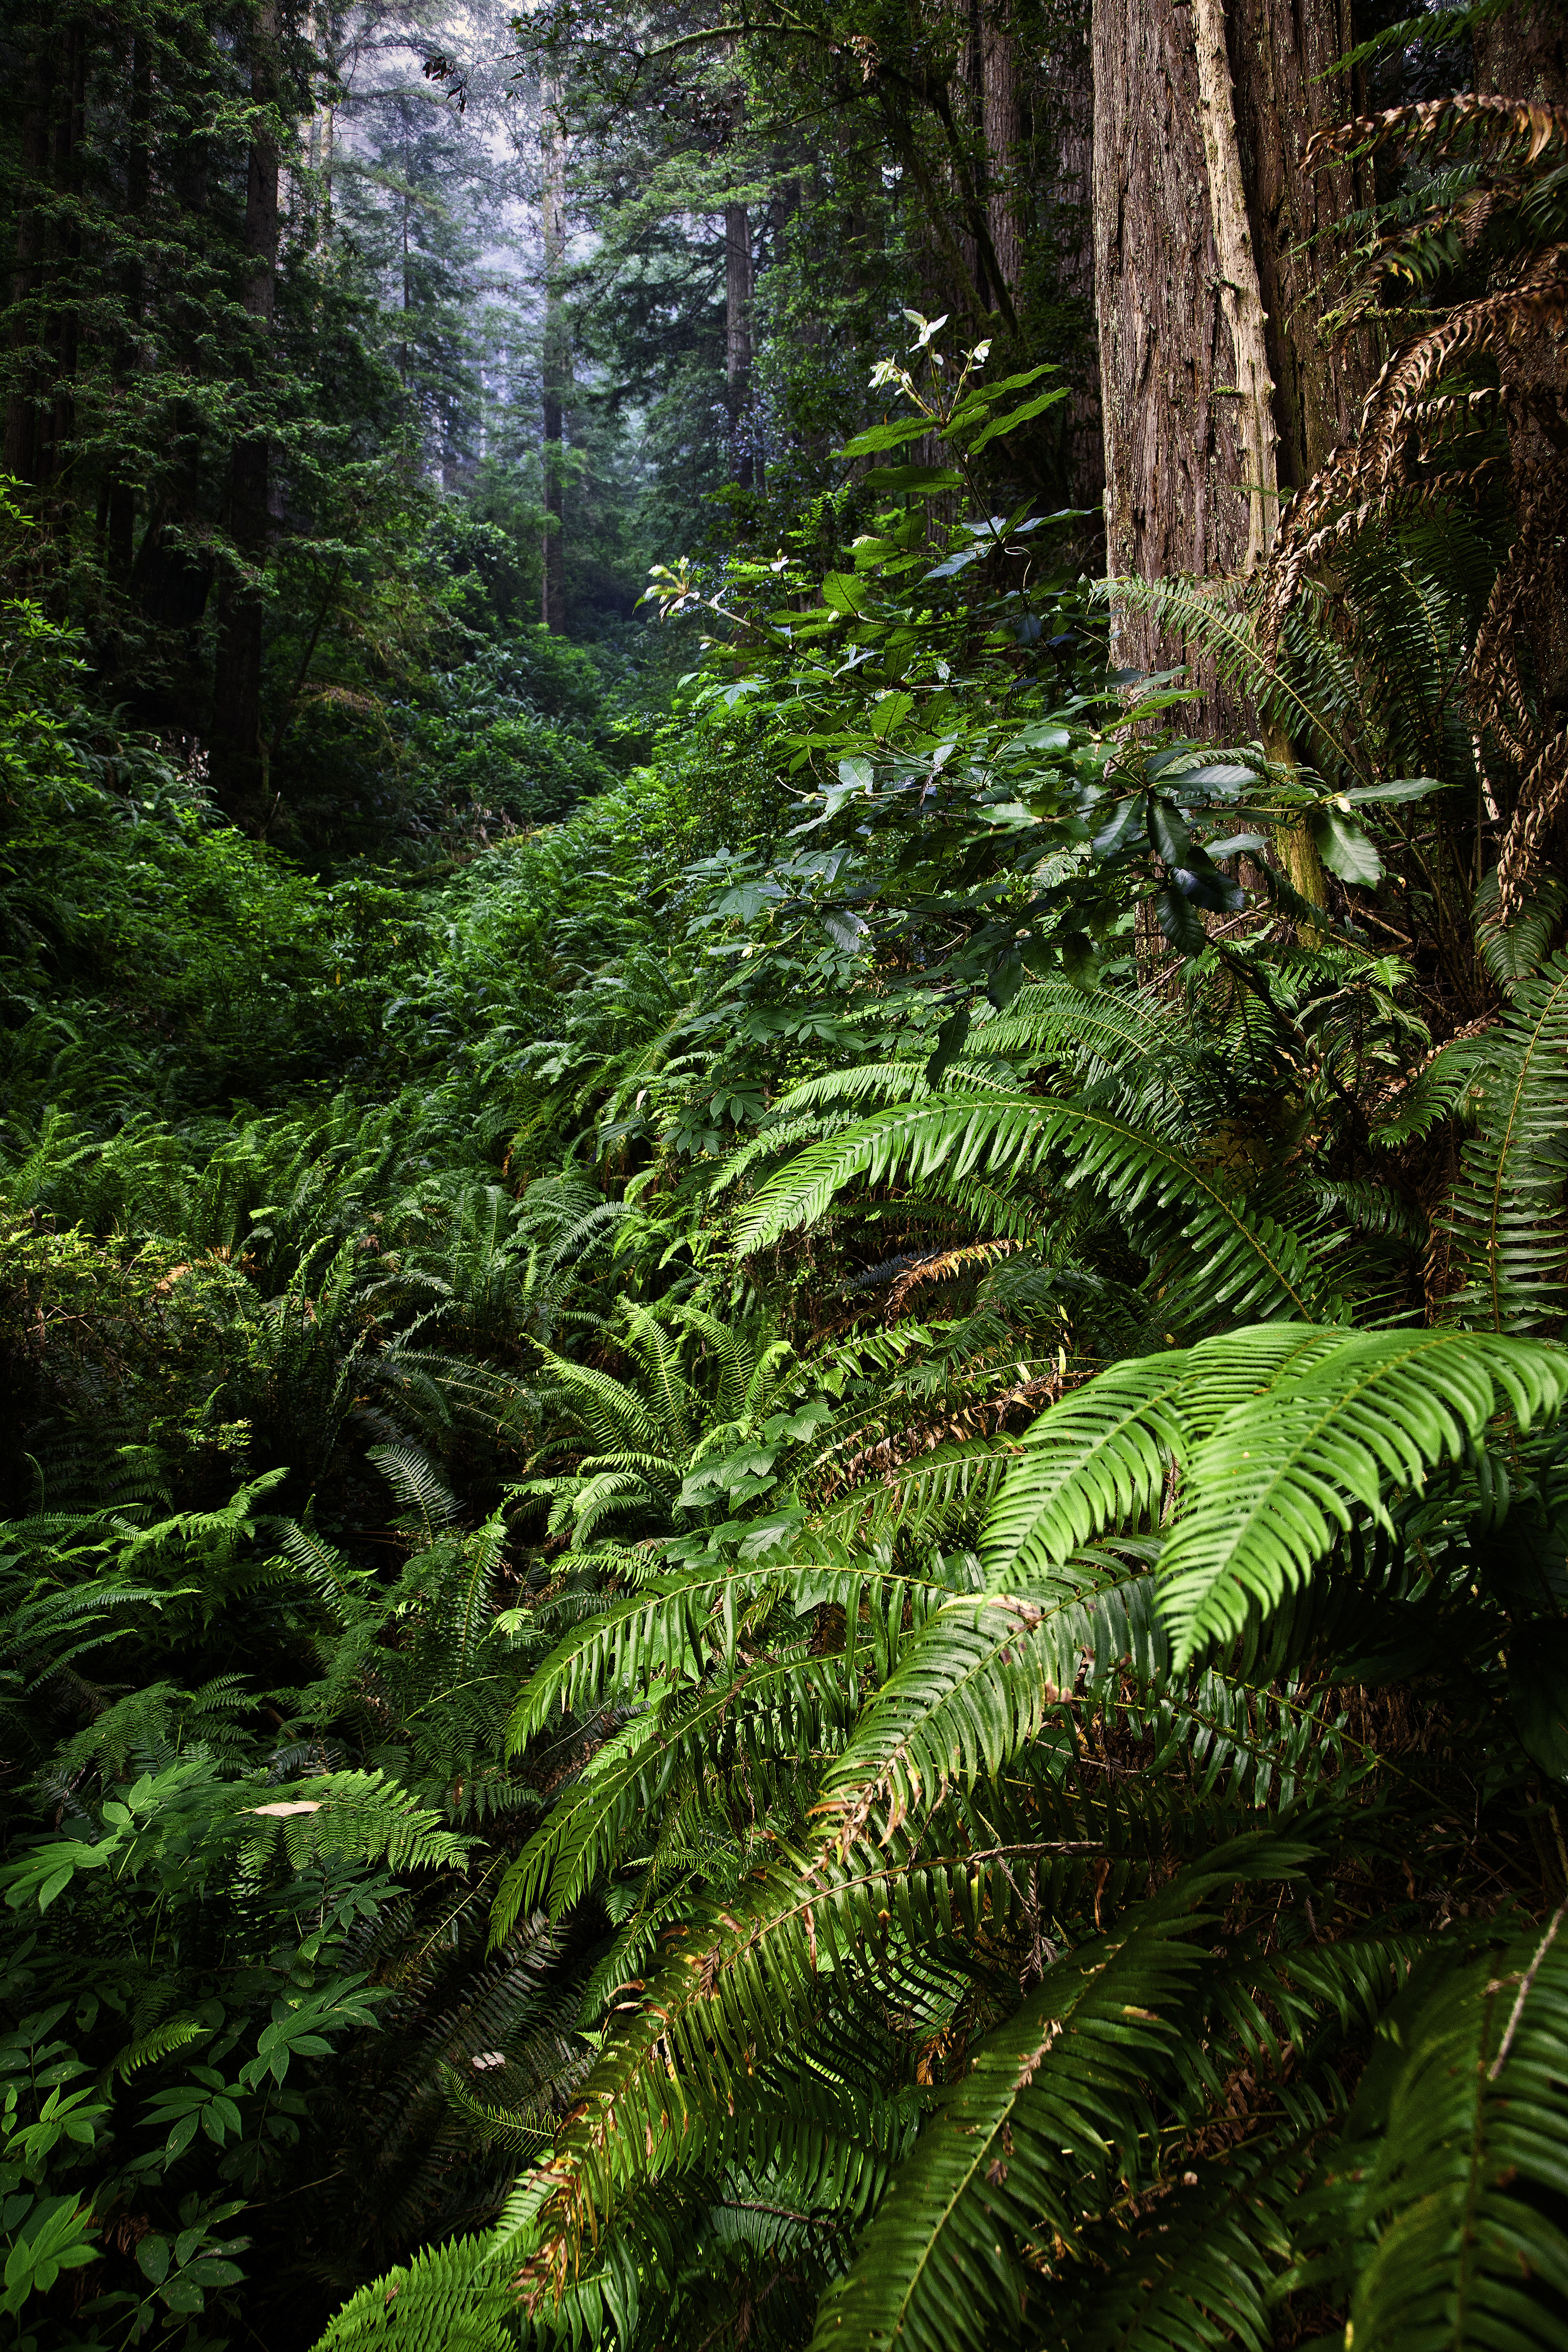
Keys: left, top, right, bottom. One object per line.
{"left": 5, "top": 55, "right": 1568, "bottom": 2350}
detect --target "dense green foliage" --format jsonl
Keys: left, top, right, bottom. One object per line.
{"left": 4, "top": 0, "right": 1568, "bottom": 2347}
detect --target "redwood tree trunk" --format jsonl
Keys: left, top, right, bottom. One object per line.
{"left": 1475, "top": 3, "right": 1568, "bottom": 100}
{"left": 1093, "top": 0, "right": 1245, "bottom": 673}
{"left": 1228, "top": 0, "right": 1374, "bottom": 486}
{"left": 210, "top": 1, "right": 280, "bottom": 826}
{"left": 1093, "top": 0, "right": 1373, "bottom": 671}
{"left": 725, "top": 200, "right": 755, "bottom": 488}
{"left": 4, "top": 25, "right": 56, "bottom": 485}
{"left": 540, "top": 79, "right": 567, "bottom": 633}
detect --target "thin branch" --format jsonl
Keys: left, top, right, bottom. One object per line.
{"left": 1488, "top": 1899, "right": 1566, "bottom": 2079}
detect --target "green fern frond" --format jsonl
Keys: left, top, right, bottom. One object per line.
{"left": 816, "top": 1547, "right": 1161, "bottom": 1842}
{"left": 243, "top": 1769, "right": 475, "bottom": 1876}
{"left": 113, "top": 2016, "right": 208, "bottom": 2075}
{"left": 369, "top": 1446, "right": 461, "bottom": 1542}
{"left": 980, "top": 1329, "right": 1332, "bottom": 1587}
{"left": 1444, "top": 951, "right": 1568, "bottom": 1333}
{"left": 1312, "top": 1918, "right": 1568, "bottom": 2351}
{"left": 807, "top": 1836, "right": 1310, "bottom": 2352}
{"left": 733, "top": 1096, "right": 1341, "bottom": 1323}
{"left": 1157, "top": 1328, "right": 1568, "bottom": 1666}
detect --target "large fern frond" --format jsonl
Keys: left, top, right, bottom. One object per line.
{"left": 1444, "top": 951, "right": 1568, "bottom": 1333}
{"left": 806, "top": 1837, "right": 1309, "bottom": 2352}
{"left": 733, "top": 1096, "right": 1341, "bottom": 1323}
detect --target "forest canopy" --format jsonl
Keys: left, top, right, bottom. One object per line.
{"left": 3, "top": 0, "right": 1568, "bottom": 2346}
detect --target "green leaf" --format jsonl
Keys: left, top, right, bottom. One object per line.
{"left": 1308, "top": 804, "right": 1382, "bottom": 886}
{"left": 820, "top": 572, "right": 868, "bottom": 616}
{"left": 836, "top": 418, "right": 934, "bottom": 457}
{"left": 137, "top": 2232, "right": 172, "bottom": 2285}
{"left": 863, "top": 465, "right": 964, "bottom": 495}
{"left": 925, "top": 1005, "right": 971, "bottom": 1089}
{"left": 962, "top": 387, "right": 1069, "bottom": 456}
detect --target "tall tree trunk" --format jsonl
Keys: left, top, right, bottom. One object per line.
{"left": 540, "top": 77, "right": 567, "bottom": 634}
{"left": 108, "top": 30, "right": 154, "bottom": 584}
{"left": 1093, "top": 0, "right": 1372, "bottom": 655}
{"left": 980, "top": 3, "right": 1020, "bottom": 308}
{"left": 725, "top": 200, "right": 755, "bottom": 488}
{"left": 1043, "top": 4, "right": 1101, "bottom": 512}
{"left": 3, "top": 21, "right": 56, "bottom": 486}
{"left": 1095, "top": 0, "right": 1357, "bottom": 927}
{"left": 1094, "top": 0, "right": 1246, "bottom": 674}
{"left": 211, "top": 0, "right": 280, "bottom": 826}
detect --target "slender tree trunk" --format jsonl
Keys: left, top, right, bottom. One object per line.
{"left": 725, "top": 200, "right": 755, "bottom": 488}
{"left": 540, "top": 76, "right": 567, "bottom": 633}
{"left": 211, "top": 0, "right": 280, "bottom": 826}
{"left": 317, "top": 0, "right": 337, "bottom": 248}
{"left": 980, "top": 3, "right": 1020, "bottom": 307}
{"left": 108, "top": 31, "right": 154, "bottom": 584}
{"left": 1042, "top": 3, "right": 1100, "bottom": 512}
{"left": 3, "top": 24, "right": 54, "bottom": 485}
{"left": 37, "top": 21, "right": 86, "bottom": 495}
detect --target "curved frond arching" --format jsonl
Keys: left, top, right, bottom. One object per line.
{"left": 732, "top": 1095, "right": 1343, "bottom": 1324}
{"left": 1158, "top": 1328, "right": 1568, "bottom": 1666}
{"left": 806, "top": 1838, "right": 1309, "bottom": 2352}
{"left": 1445, "top": 951, "right": 1568, "bottom": 1333}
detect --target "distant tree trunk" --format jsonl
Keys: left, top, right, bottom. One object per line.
{"left": 725, "top": 199, "right": 755, "bottom": 488}
{"left": 34, "top": 18, "right": 86, "bottom": 496}
{"left": 108, "top": 30, "right": 154, "bottom": 584}
{"left": 540, "top": 77, "right": 567, "bottom": 634}
{"left": 211, "top": 0, "right": 280, "bottom": 826}
{"left": 3, "top": 19, "right": 55, "bottom": 487}
{"left": 1042, "top": 3, "right": 1100, "bottom": 511}
{"left": 980, "top": 3, "right": 1020, "bottom": 307}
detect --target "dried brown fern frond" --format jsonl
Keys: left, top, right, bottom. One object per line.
{"left": 1258, "top": 245, "right": 1568, "bottom": 655}
{"left": 1496, "top": 721, "right": 1568, "bottom": 914}
{"left": 1308, "top": 93, "right": 1568, "bottom": 173}
{"left": 1360, "top": 245, "right": 1568, "bottom": 487}
{"left": 1469, "top": 480, "right": 1567, "bottom": 763}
